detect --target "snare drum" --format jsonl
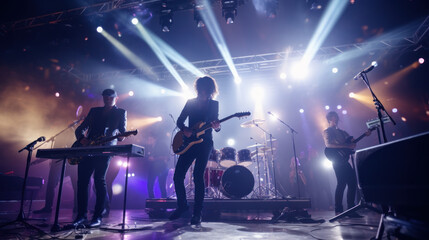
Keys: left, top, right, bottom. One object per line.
{"left": 207, "top": 148, "right": 220, "bottom": 168}
{"left": 237, "top": 149, "right": 252, "bottom": 167}
{"left": 220, "top": 147, "right": 237, "bottom": 168}
{"left": 221, "top": 165, "right": 254, "bottom": 199}
{"left": 204, "top": 168, "right": 224, "bottom": 188}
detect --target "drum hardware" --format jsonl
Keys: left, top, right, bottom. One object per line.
{"left": 244, "top": 117, "right": 281, "bottom": 199}
{"left": 220, "top": 165, "right": 254, "bottom": 199}
{"left": 204, "top": 167, "right": 224, "bottom": 199}
{"left": 219, "top": 147, "right": 237, "bottom": 168}
{"left": 237, "top": 149, "right": 252, "bottom": 167}
{"left": 207, "top": 148, "right": 220, "bottom": 168}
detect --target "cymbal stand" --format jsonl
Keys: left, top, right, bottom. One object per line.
{"left": 250, "top": 142, "right": 263, "bottom": 198}
{"left": 254, "top": 123, "right": 279, "bottom": 198}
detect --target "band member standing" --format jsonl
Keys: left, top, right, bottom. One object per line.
{"left": 169, "top": 76, "right": 220, "bottom": 225}
{"left": 323, "top": 111, "right": 370, "bottom": 217}
{"left": 72, "top": 89, "right": 127, "bottom": 228}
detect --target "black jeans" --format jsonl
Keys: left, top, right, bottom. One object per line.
{"left": 77, "top": 156, "right": 110, "bottom": 219}
{"left": 173, "top": 140, "right": 212, "bottom": 213}
{"left": 332, "top": 159, "right": 357, "bottom": 212}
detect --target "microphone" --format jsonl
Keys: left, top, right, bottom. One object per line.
{"left": 354, "top": 65, "right": 375, "bottom": 80}
{"left": 19, "top": 136, "right": 45, "bottom": 152}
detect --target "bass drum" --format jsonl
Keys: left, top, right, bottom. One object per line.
{"left": 221, "top": 165, "right": 254, "bottom": 199}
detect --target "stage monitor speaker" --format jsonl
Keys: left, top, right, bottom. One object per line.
{"left": 355, "top": 131, "right": 429, "bottom": 208}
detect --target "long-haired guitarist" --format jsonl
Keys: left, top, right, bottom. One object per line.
{"left": 72, "top": 89, "right": 127, "bottom": 228}
{"left": 323, "top": 111, "right": 371, "bottom": 217}
{"left": 169, "top": 76, "right": 221, "bottom": 225}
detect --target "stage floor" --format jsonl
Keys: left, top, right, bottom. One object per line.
{"left": 0, "top": 205, "right": 383, "bottom": 239}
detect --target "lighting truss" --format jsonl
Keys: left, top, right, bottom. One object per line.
{"left": 85, "top": 36, "right": 421, "bottom": 81}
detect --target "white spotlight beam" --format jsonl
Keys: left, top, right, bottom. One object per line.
{"left": 301, "top": 0, "right": 348, "bottom": 66}
{"left": 148, "top": 33, "right": 205, "bottom": 77}
{"left": 201, "top": 0, "right": 241, "bottom": 83}
{"left": 135, "top": 23, "right": 189, "bottom": 90}
{"left": 99, "top": 30, "right": 156, "bottom": 79}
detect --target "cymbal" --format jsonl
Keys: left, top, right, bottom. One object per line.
{"left": 259, "top": 147, "right": 276, "bottom": 152}
{"left": 240, "top": 119, "right": 265, "bottom": 128}
{"left": 250, "top": 151, "right": 265, "bottom": 157}
{"left": 246, "top": 143, "right": 265, "bottom": 148}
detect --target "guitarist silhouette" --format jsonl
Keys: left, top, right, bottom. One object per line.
{"left": 323, "top": 111, "right": 372, "bottom": 218}
{"left": 169, "top": 76, "right": 221, "bottom": 226}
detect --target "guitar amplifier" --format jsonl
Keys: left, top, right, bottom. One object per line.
{"left": 355, "top": 131, "right": 429, "bottom": 207}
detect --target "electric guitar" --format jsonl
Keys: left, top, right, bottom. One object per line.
{"left": 172, "top": 112, "right": 251, "bottom": 155}
{"left": 324, "top": 127, "right": 376, "bottom": 162}
{"left": 68, "top": 130, "right": 138, "bottom": 165}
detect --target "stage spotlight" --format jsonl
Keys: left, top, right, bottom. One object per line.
{"left": 251, "top": 86, "right": 264, "bottom": 101}
{"left": 291, "top": 62, "right": 309, "bottom": 79}
{"left": 371, "top": 61, "right": 378, "bottom": 67}
{"left": 234, "top": 76, "right": 242, "bottom": 84}
{"left": 227, "top": 138, "right": 235, "bottom": 146}
{"left": 349, "top": 92, "right": 355, "bottom": 98}
{"left": 131, "top": 17, "right": 139, "bottom": 25}
{"left": 419, "top": 58, "right": 424, "bottom": 64}
{"left": 112, "top": 184, "right": 123, "bottom": 195}
{"left": 265, "top": 0, "right": 278, "bottom": 19}
{"left": 160, "top": 7, "right": 173, "bottom": 32}
{"left": 401, "top": 117, "right": 407, "bottom": 122}
{"left": 128, "top": 91, "right": 134, "bottom": 96}
{"left": 161, "top": 89, "right": 166, "bottom": 94}
{"left": 322, "top": 158, "right": 333, "bottom": 169}
{"left": 392, "top": 108, "right": 398, "bottom": 113}
{"left": 55, "top": 92, "right": 60, "bottom": 97}
{"left": 342, "top": 110, "right": 347, "bottom": 115}
{"left": 325, "top": 105, "right": 330, "bottom": 110}
{"left": 96, "top": 26, "right": 103, "bottom": 33}
{"left": 117, "top": 160, "right": 123, "bottom": 166}
{"left": 222, "top": 0, "right": 238, "bottom": 24}
{"left": 332, "top": 67, "right": 338, "bottom": 73}
{"left": 156, "top": 116, "right": 163, "bottom": 122}
{"left": 280, "top": 72, "right": 287, "bottom": 79}
{"left": 194, "top": 4, "right": 205, "bottom": 28}
{"left": 299, "top": 109, "right": 304, "bottom": 113}
{"left": 310, "top": 0, "right": 323, "bottom": 10}
{"left": 337, "top": 105, "right": 342, "bottom": 109}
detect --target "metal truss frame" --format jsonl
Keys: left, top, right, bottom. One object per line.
{"left": 87, "top": 36, "right": 422, "bottom": 81}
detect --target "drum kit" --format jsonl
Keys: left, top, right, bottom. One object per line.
{"left": 180, "top": 118, "right": 279, "bottom": 200}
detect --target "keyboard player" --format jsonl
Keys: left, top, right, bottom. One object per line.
{"left": 72, "top": 89, "right": 127, "bottom": 228}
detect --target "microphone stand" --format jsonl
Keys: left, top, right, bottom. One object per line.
{"left": 0, "top": 140, "right": 46, "bottom": 235}
{"left": 332, "top": 70, "right": 396, "bottom": 239}
{"left": 269, "top": 115, "right": 315, "bottom": 224}
{"left": 360, "top": 72, "right": 396, "bottom": 143}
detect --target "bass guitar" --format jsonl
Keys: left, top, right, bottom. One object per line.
{"left": 68, "top": 130, "right": 138, "bottom": 165}
{"left": 324, "top": 127, "right": 375, "bottom": 162}
{"left": 172, "top": 112, "right": 251, "bottom": 155}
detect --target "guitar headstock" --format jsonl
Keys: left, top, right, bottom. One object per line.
{"left": 124, "top": 129, "right": 138, "bottom": 137}
{"left": 234, "top": 111, "right": 251, "bottom": 119}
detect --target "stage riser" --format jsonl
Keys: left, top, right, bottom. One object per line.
{"left": 145, "top": 199, "right": 311, "bottom": 211}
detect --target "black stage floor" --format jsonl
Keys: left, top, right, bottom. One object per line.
{"left": 0, "top": 199, "right": 387, "bottom": 240}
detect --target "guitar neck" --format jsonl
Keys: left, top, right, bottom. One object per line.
{"left": 352, "top": 127, "right": 375, "bottom": 143}
{"left": 198, "top": 115, "right": 237, "bottom": 132}
{"left": 95, "top": 130, "right": 137, "bottom": 145}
